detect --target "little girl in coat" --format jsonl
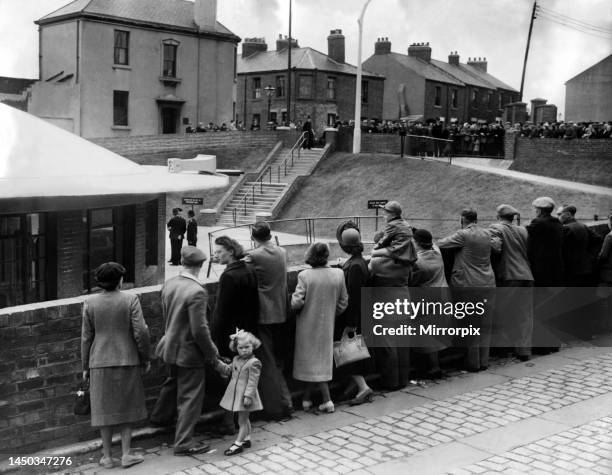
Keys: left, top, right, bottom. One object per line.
{"left": 218, "top": 329, "right": 263, "bottom": 456}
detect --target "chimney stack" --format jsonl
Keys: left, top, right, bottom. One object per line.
{"left": 276, "top": 34, "right": 299, "bottom": 51}
{"left": 448, "top": 51, "right": 459, "bottom": 66}
{"left": 375, "top": 37, "right": 391, "bottom": 55}
{"left": 242, "top": 37, "right": 267, "bottom": 58}
{"left": 467, "top": 56, "right": 488, "bottom": 73}
{"left": 194, "top": 0, "right": 217, "bottom": 31}
{"left": 327, "top": 29, "right": 345, "bottom": 63}
{"left": 408, "top": 42, "right": 432, "bottom": 62}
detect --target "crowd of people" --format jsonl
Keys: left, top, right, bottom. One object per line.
{"left": 80, "top": 201, "right": 612, "bottom": 468}
{"left": 512, "top": 120, "right": 612, "bottom": 139}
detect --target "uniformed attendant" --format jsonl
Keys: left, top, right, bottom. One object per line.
{"left": 167, "top": 208, "right": 187, "bottom": 266}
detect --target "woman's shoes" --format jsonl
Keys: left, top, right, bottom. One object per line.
{"left": 302, "top": 400, "right": 313, "bottom": 411}
{"left": 121, "top": 454, "right": 144, "bottom": 468}
{"left": 242, "top": 439, "right": 251, "bottom": 448}
{"left": 224, "top": 442, "right": 244, "bottom": 456}
{"left": 318, "top": 401, "right": 335, "bottom": 413}
{"left": 349, "top": 388, "right": 374, "bottom": 406}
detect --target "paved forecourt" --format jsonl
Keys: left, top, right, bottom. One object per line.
{"left": 65, "top": 342, "right": 612, "bottom": 475}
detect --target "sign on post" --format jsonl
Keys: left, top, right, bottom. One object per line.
{"left": 182, "top": 197, "right": 203, "bottom": 206}
{"left": 367, "top": 200, "right": 388, "bottom": 209}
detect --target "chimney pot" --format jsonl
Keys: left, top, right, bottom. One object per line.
{"left": 328, "top": 28, "right": 345, "bottom": 63}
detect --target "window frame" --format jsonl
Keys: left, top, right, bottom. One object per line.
{"left": 161, "top": 39, "right": 179, "bottom": 78}
{"left": 471, "top": 89, "right": 479, "bottom": 109}
{"left": 361, "top": 79, "right": 369, "bottom": 104}
{"left": 113, "top": 30, "right": 129, "bottom": 66}
{"left": 326, "top": 77, "right": 337, "bottom": 100}
{"left": 113, "top": 90, "right": 129, "bottom": 127}
{"left": 298, "top": 74, "right": 313, "bottom": 99}
{"left": 252, "top": 77, "right": 262, "bottom": 99}
{"left": 451, "top": 88, "right": 458, "bottom": 109}
{"left": 275, "top": 75, "right": 285, "bottom": 98}
{"left": 434, "top": 85, "right": 442, "bottom": 107}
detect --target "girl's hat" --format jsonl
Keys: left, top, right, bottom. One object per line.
{"left": 341, "top": 228, "right": 361, "bottom": 246}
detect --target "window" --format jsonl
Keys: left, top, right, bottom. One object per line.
{"left": 145, "top": 200, "right": 158, "bottom": 266}
{"left": 487, "top": 91, "right": 494, "bottom": 109}
{"left": 113, "top": 90, "right": 128, "bottom": 126}
{"left": 114, "top": 30, "right": 129, "bottom": 65}
{"left": 252, "top": 114, "right": 261, "bottom": 127}
{"left": 451, "top": 89, "right": 458, "bottom": 109}
{"left": 471, "top": 89, "right": 479, "bottom": 109}
{"left": 162, "top": 42, "right": 178, "bottom": 77}
{"left": 298, "top": 75, "right": 313, "bottom": 98}
{"left": 361, "top": 80, "right": 369, "bottom": 103}
{"left": 434, "top": 86, "right": 442, "bottom": 107}
{"left": 327, "top": 113, "right": 337, "bottom": 126}
{"left": 0, "top": 214, "right": 49, "bottom": 307}
{"left": 252, "top": 77, "right": 261, "bottom": 99}
{"left": 270, "top": 111, "right": 277, "bottom": 124}
{"left": 275, "top": 75, "right": 285, "bottom": 97}
{"left": 281, "top": 111, "right": 287, "bottom": 125}
{"left": 84, "top": 207, "right": 134, "bottom": 292}
{"left": 326, "top": 77, "right": 336, "bottom": 100}
{"left": 498, "top": 93, "right": 502, "bottom": 109}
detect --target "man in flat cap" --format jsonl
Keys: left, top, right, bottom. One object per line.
{"left": 371, "top": 201, "right": 417, "bottom": 267}
{"left": 151, "top": 246, "right": 222, "bottom": 456}
{"left": 526, "top": 197, "right": 564, "bottom": 353}
{"left": 489, "top": 204, "right": 534, "bottom": 361}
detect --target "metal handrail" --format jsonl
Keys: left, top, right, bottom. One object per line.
{"left": 231, "top": 132, "right": 309, "bottom": 224}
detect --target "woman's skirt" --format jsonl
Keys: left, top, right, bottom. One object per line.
{"left": 90, "top": 366, "right": 147, "bottom": 427}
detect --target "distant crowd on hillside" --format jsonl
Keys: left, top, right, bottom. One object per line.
{"left": 511, "top": 121, "right": 612, "bottom": 139}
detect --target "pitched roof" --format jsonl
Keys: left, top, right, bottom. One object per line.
{"left": 460, "top": 64, "right": 517, "bottom": 92}
{"left": 387, "top": 53, "right": 464, "bottom": 85}
{"left": 37, "top": 0, "right": 237, "bottom": 38}
{"left": 430, "top": 59, "right": 494, "bottom": 89}
{"left": 238, "top": 47, "right": 383, "bottom": 78}
{"left": 0, "top": 104, "right": 228, "bottom": 199}
{"left": 565, "top": 54, "right": 612, "bottom": 84}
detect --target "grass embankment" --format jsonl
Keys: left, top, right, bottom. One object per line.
{"left": 276, "top": 152, "right": 611, "bottom": 242}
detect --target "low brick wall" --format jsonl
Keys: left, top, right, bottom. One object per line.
{"left": 0, "top": 272, "right": 299, "bottom": 455}
{"left": 507, "top": 132, "right": 612, "bottom": 187}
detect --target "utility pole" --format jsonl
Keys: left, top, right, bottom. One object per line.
{"left": 286, "top": 0, "right": 292, "bottom": 125}
{"left": 519, "top": 1, "right": 537, "bottom": 102}
{"left": 352, "top": 0, "right": 372, "bottom": 154}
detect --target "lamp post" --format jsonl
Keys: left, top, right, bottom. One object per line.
{"left": 265, "top": 85, "right": 275, "bottom": 127}
{"left": 353, "top": 0, "right": 373, "bottom": 154}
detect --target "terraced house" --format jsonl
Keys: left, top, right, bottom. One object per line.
{"left": 237, "top": 30, "right": 385, "bottom": 135}
{"left": 364, "top": 38, "right": 518, "bottom": 124}
{"left": 29, "top": 0, "right": 239, "bottom": 138}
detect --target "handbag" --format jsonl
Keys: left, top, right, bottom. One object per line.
{"left": 74, "top": 378, "right": 90, "bottom": 416}
{"left": 333, "top": 329, "right": 370, "bottom": 368}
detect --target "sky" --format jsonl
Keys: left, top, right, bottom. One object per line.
{"left": 1, "top": 0, "right": 610, "bottom": 117}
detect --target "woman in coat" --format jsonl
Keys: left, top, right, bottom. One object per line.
{"left": 292, "top": 243, "right": 348, "bottom": 413}
{"left": 81, "top": 262, "right": 150, "bottom": 469}
{"left": 334, "top": 222, "right": 374, "bottom": 405}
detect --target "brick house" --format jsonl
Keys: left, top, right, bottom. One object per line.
{"left": 363, "top": 39, "right": 518, "bottom": 123}
{"left": 29, "top": 0, "right": 239, "bottom": 138}
{"left": 0, "top": 104, "right": 228, "bottom": 308}
{"left": 237, "top": 30, "right": 385, "bottom": 135}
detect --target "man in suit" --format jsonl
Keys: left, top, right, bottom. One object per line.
{"left": 557, "top": 205, "right": 596, "bottom": 286}
{"left": 244, "top": 222, "right": 293, "bottom": 420}
{"left": 489, "top": 204, "right": 534, "bottom": 361}
{"left": 438, "top": 208, "right": 500, "bottom": 372}
{"left": 167, "top": 208, "right": 187, "bottom": 266}
{"left": 302, "top": 115, "right": 313, "bottom": 149}
{"left": 151, "top": 246, "right": 221, "bottom": 456}
{"left": 186, "top": 210, "right": 198, "bottom": 247}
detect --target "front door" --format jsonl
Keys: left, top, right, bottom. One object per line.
{"left": 161, "top": 107, "right": 178, "bottom": 134}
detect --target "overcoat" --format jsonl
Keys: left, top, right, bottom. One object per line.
{"left": 219, "top": 355, "right": 263, "bottom": 412}
{"left": 292, "top": 266, "right": 348, "bottom": 382}
{"left": 246, "top": 242, "right": 288, "bottom": 324}
{"left": 526, "top": 216, "right": 564, "bottom": 286}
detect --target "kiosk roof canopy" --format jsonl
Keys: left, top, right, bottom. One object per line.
{"left": 0, "top": 104, "right": 228, "bottom": 199}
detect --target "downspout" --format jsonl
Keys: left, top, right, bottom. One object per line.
{"left": 196, "top": 36, "right": 201, "bottom": 125}
{"left": 243, "top": 76, "right": 247, "bottom": 126}
{"left": 77, "top": 20, "right": 82, "bottom": 136}
{"left": 38, "top": 26, "right": 42, "bottom": 80}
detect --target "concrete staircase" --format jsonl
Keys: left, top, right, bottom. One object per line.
{"left": 216, "top": 147, "right": 325, "bottom": 227}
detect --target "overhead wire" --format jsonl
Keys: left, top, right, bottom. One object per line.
{"left": 534, "top": 5, "right": 612, "bottom": 38}
{"left": 536, "top": 5, "right": 612, "bottom": 33}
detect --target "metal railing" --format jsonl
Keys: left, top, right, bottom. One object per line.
{"left": 230, "top": 132, "right": 309, "bottom": 226}
{"left": 206, "top": 214, "right": 516, "bottom": 277}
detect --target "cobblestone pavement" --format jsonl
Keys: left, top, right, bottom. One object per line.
{"left": 52, "top": 346, "right": 612, "bottom": 474}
